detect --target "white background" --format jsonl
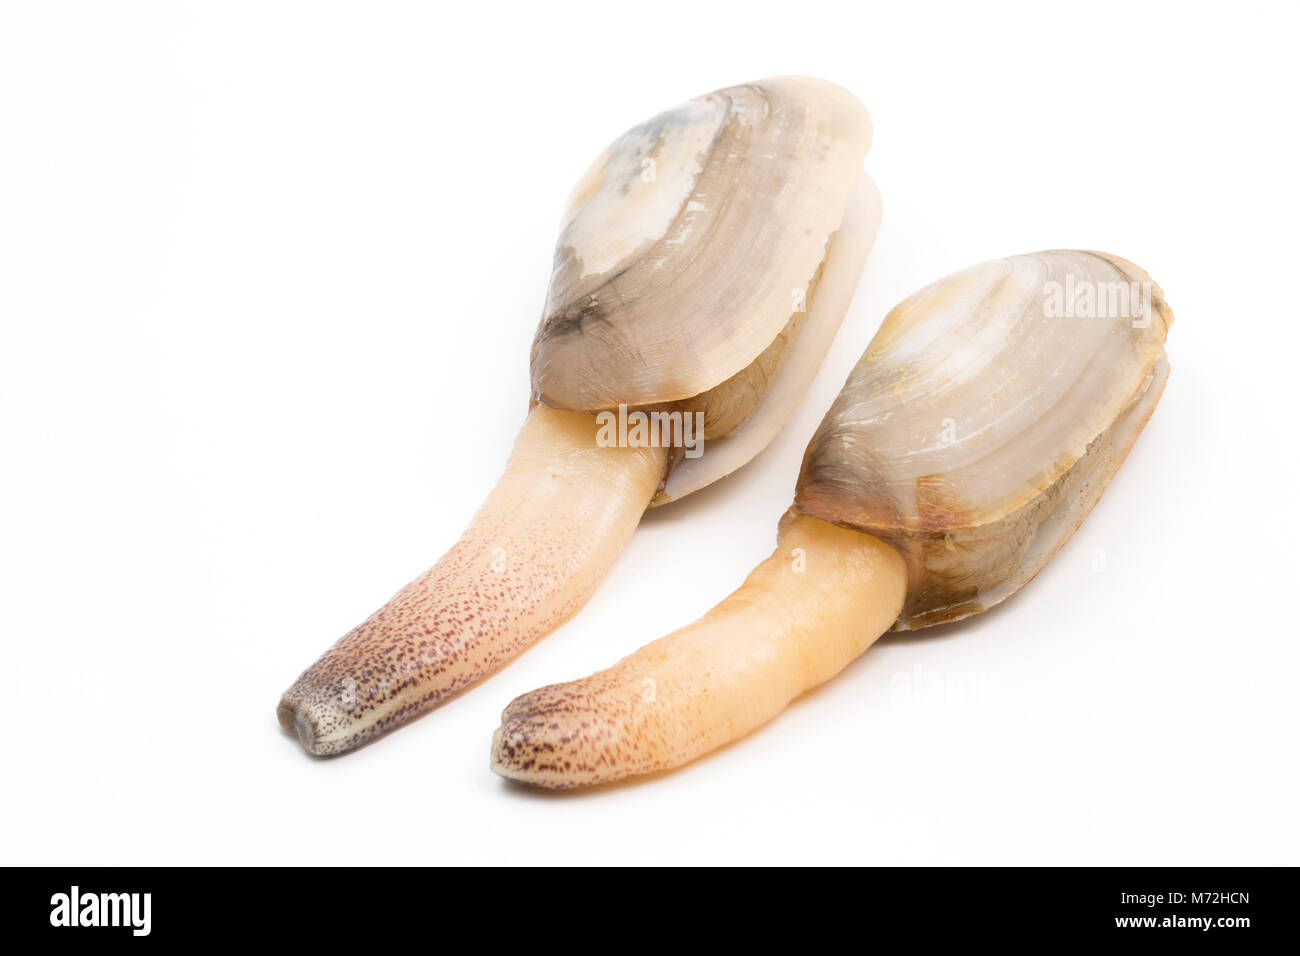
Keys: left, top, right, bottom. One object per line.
{"left": 2, "top": 1, "right": 1297, "bottom": 866}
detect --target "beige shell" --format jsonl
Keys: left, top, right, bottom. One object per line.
{"left": 655, "top": 172, "right": 881, "bottom": 503}
{"left": 530, "top": 77, "right": 872, "bottom": 423}
{"left": 791, "top": 250, "right": 1173, "bottom": 629}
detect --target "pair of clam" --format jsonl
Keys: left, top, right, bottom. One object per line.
{"left": 278, "top": 77, "right": 1173, "bottom": 788}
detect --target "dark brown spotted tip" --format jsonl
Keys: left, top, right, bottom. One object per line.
{"left": 276, "top": 684, "right": 367, "bottom": 757}
{"left": 277, "top": 700, "right": 318, "bottom": 754}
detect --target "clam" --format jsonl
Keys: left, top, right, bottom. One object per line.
{"left": 492, "top": 250, "right": 1173, "bottom": 788}
{"left": 278, "top": 77, "right": 879, "bottom": 755}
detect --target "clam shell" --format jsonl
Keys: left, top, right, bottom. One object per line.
{"left": 791, "top": 250, "right": 1173, "bottom": 629}
{"left": 655, "top": 172, "right": 881, "bottom": 503}
{"left": 530, "top": 76, "right": 872, "bottom": 416}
